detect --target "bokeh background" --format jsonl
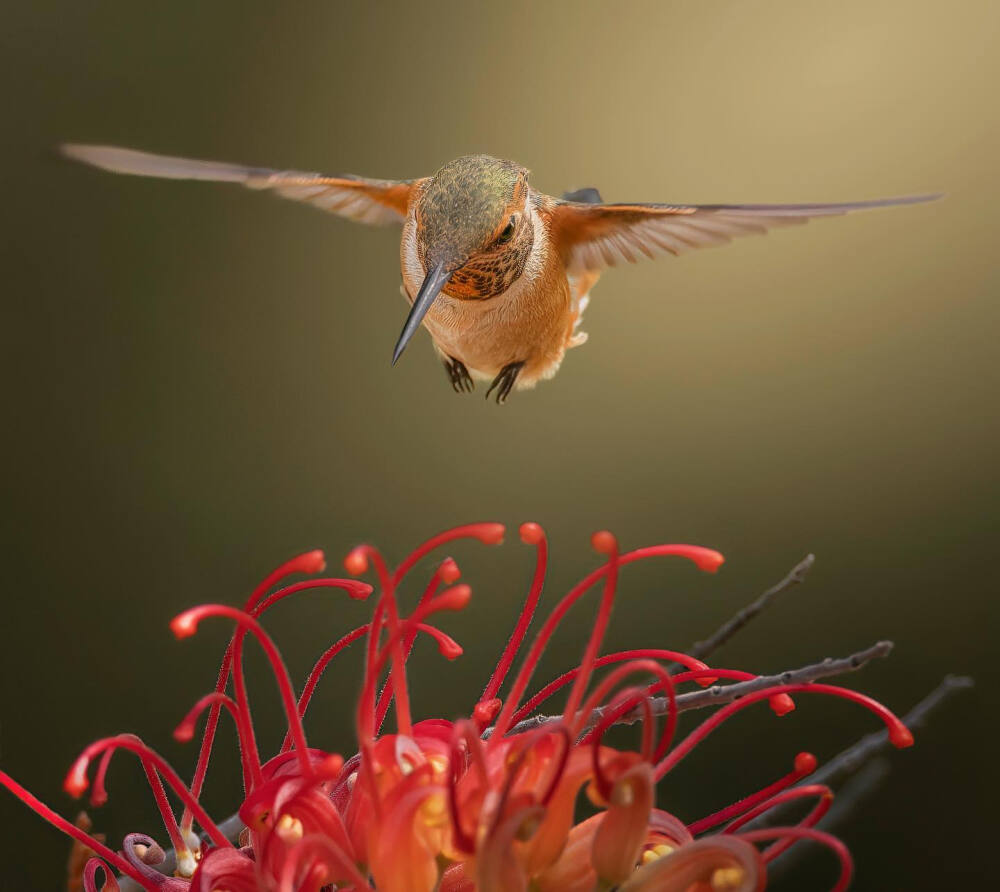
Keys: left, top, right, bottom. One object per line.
{"left": 2, "top": 1, "right": 996, "bottom": 888}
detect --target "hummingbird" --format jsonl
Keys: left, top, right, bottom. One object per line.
{"left": 61, "top": 144, "right": 938, "bottom": 403}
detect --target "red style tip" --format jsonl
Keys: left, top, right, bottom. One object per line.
{"left": 347, "top": 581, "right": 375, "bottom": 600}
{"left": 794, "top": 752, "right": 818, "bottom": 774}
{"left": 519, "top": 522, "right": 545, "bottom": 545}
{"left": 344, "top": 547, "right": 369, "bottom": 576}
{"left": 437, "top": 584, "right": 472, "bottom": 611}
{"left": 169, "top": 612, "right": 198, "bottom": 639}
{"left": 440, "top": 558, "right": 461, "bottom": 584}
{"left": 692, "top": 548, "right": 725, "bottom": 573}
{"left": 173, "top": 724, "right": 195, "bottom": 743}
{"left": 64, "top": 763, "right": 89, "bottom": 798}
{"left": 436, "top": 635, "right": 464, "bottom": 660}
{"left": 299, "top": 549, "right": 327, "bottom": 574}
{"left": 770, "top": 693, "right": 796, "bottom": 716}
{"left": 890, "top": 723, "right": 915, "bottom": 748}
{"left": 473, "top": 523, "right": 506, "bottom": 545}
{"left": 591, "top": 530, "right": 618, "bottom": 554}
{"left": 474, "top": 698, "right": 502, "bottom": 725}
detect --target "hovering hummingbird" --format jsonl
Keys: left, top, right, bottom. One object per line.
{"left": 62, "top": 144, "right": 937, "bottom": 403}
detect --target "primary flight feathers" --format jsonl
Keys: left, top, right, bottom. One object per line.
{"left": 61, "top": 143, "right": 413, "bottom": 224}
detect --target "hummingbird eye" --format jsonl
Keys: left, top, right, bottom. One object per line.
{"left": 496, "top": 216, "right": 517, "bottom": 246}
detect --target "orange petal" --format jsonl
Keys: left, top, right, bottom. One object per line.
{"left": 591, "top": 763, "right": 654, "bottom": 886}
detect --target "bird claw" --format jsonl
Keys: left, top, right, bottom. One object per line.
{"left": 444, "top": 356, "right": 474, "bottom": 393}
{"left": 485, "top": 362, "right": 524, "bottom": 405}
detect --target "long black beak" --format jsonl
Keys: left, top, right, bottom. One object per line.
{"left": 392, "top": 261, "right": 451, "bottom": 366}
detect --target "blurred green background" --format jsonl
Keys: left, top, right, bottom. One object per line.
{"left": 2, "top": 1, "right": 996, "bottom": 888}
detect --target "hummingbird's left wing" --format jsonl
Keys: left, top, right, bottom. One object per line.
{"left": 551, "top": 195, "right": 939, "bottom": 273}
{"left": 61, "top": 144, "right": 415, "bottom": 224}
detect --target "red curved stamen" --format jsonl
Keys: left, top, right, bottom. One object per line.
{"left": 736, "top": 826, "right": 852, "bottom": 892}
{"left": 511, "top": 648, "right": 714, "bottom": 726}
{"left": 687, "top": 752, "right": 817, "bottom": 835}
{"left": 655, "top": 683, "right": 913, "bottom": 781}
{"left": 174, "top": 692, "right": 259, "bottom": 797}
{"left": 563, "top": 531, "right": 620, "bottom": 726}
{"left": 477, "top": 523, "right": 548, "bottom": 716}
{"left": 581, "top": 661, "right": 677, "bottom": 797}
{"left": 286, "top": 624, "right": 369, "bottom": 753}
{"left": 358, "top": 599, "right": 386, "bottom": 747}
{"left": 90, "top": 733, "right": 188, "bottom": 859}
{"left": 284, "top": 619, "right": 462, "bottom": 754}
{"left": 1, "top": 770, "right": 157, "bottom": 891}
{"left": 171, "top": 604, "right": 313, "bottom": 777}
{"left": 590, "top": 685, "right": 656, "bottom": 802}
{"left": 248, "top": 549, "right": 328, "bottom": 610}
{"left": 576, "top": 658, "right": 677, "bottom": 748}
{"left": 182, "top": 568, "right": 366, "bottom": 834}
{"left": 174, "top": 692, "right": 245, "bottom": 746}
{"left": 489, "top": 541, "right": 723, "bottom": 746}
{"left": 360, "top": 586, "right": 472, "bottom": 739}
{"left": 82, "top": 858, "right": 121, "bottom": 892}
{"left": 724, "top": 783, "right": 833, "bottom": 861}
{"left": 389, "top": 522, "right": 505, "bottom": 584}
{"left": 348, "top": 545, "right": 413, "bottom": 738}
{"left": 375, "top": 558, "right": 458, "bottom": 732}
{"left": 63, "top": 735, "right": 231, "bottom": 848}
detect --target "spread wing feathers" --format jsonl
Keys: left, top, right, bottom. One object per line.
{"left": 552, "top": 195, "right": 939, "bottom": 273}
{"left": 61, "top": 144, "right": 414, "bottom": 224}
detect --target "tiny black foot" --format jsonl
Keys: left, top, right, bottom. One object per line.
{"left": 443, "top": 355, "right": 474, "bottom": 393}
{"left": 485, "top": 361, "right": 525, "bottom": 405}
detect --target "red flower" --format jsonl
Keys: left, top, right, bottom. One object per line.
{"left": 2, "top": 523, "right": 915, "bottom": 892}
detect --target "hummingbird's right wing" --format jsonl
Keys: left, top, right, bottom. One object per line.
{"left": 61, "top": 144, "right": 416, "bottom": 225}
{"left": 551, "top": 194, "right": 939, "bottom": 274}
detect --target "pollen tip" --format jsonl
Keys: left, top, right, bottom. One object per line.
{"left": 697, "top": 549, "right": 725, "bottom": 573}
{"left": 475, "top": 523, "right": 506, "bottom": 545}
{"left": 794, "top": 751, "right": 818, "bottom": 774}
{"left": 440, "top": 558, "right": 461, "bottom": 584}
{"left": 169, "top": 612, "right": 198, "bottom": 639}
{"left": 591, "top": 530, "right": 617, "bottom": 554}
{"left": 474, "top": 698, "right": 502, "bottom": 724}
{"left": 350, "top": 581, "right": 375, "bottom": 600}
{"left": 173, "top": 724, "right": 195, "bottom": 743}
{"left": 64, "top": 765, "right": 89, "bottom": 798}
{"left": 890, "top": 723, "right": 915, "bottom": 748}
{"left": 770, "top": 693, "right": 796, "bottom": 716}
{"left": 301, "top": 549, "right": 327, "bottom": 574}
{"left": 440, "top": 640, "right": 464, "bottom": 660}
{"left": 344, "top": 548, "right": 369, "bottom": 576}
{"left": 519, "top": 522, "right": 544, "bottom": 545}
{"left": 433, "top": 584, "right": 473, "bottom": 614}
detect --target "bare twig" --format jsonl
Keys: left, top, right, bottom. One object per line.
{"left": 802, "top": 673, "right": 974, "bottom": 789}
{"left": 488, "top": 640, "right": 894, "bottom": 739}
{"left": 688, "top": 554, "right": 815, "bottom": 661}
{"left": 752, "top": 674, "right": 973, "bottom": 884}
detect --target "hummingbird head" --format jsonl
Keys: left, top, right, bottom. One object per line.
{"left": 392, "top": 155, "right": 535, "bottom": 364}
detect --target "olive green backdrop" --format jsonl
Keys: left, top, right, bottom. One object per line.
{"left": 2, "top": 2, "right": 995, "bottom": 888}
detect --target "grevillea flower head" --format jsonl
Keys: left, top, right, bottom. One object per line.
{"left": 3, "top": 522, "right": 921, "bottom": 892}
